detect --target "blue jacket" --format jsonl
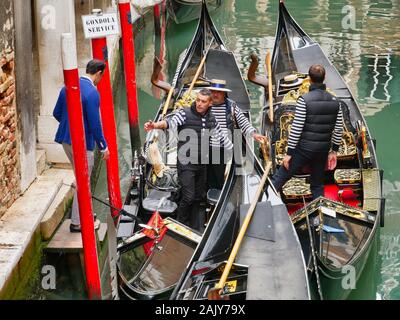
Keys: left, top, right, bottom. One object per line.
{"left": 53, "top": 77, "right": 108, "bottom": 151}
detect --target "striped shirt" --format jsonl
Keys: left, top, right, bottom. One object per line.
{"left": 210, "top": 101, "right": 256, "bottom": 147}
{"left": 287, "top": 97, "right": 343, "bottom": 153}
{"left": 167, "top": 109, "right": 233, "bottom": 150}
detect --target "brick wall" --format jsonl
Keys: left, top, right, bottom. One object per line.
{"left": 0, "top": 51, "right": 20, "bottom": 218}
{"left": 0, "top": 0, "right": 20, "bottom": 218}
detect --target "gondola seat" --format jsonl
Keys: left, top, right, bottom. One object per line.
{"left": 282, "top": 177, "right": 312, "bottom": 200}
{"left": 207, "top": 189, "right": 221, "bottom": 205}
{"left": 142, "top": 189, "right": 178, "bottom": 214}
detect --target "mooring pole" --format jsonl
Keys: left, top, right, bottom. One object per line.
{"left": 160, "top": 0, "right": 167, "bottom": 65}
{"left": 61, "top": 33, "right": 102, "bottom": 300}
{"left": 154, "top": 2, "right": 161, "bottom": 36}
{"left": 90, "top": 9, "right": 122, "bottom": 225}
{"left": 118, "top": 0, "right": 140, "bottom": 156}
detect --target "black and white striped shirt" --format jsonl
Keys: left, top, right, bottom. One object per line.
{"left": 167, "top": 109, "right": 233, "bottom": 150}
{"left": 210, "top": 102, "right": 256, "bottom": 147}
{"left": 287, "top": 97, "right": 343, "bottom": 154}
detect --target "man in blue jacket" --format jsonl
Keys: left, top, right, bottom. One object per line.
{"left": 53, "top": 59, "right": 110, "bottom": 232}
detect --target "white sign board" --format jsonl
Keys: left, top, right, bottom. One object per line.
{"left": 82, "top": 13, "right": 120, "bottom": 39}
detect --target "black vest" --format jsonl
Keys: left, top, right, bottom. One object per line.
{"left": 177, "top": 104, "right": 217, "bottom": 168}
{"left": 299, "top": 83, "right": 340, "bottom": 153}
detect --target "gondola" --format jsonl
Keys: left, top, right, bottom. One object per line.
{"left": 115, "top": 1, "right": 256, "bottom": 300}
{"left": 167, "top": 0, "right": 222, "bottom": 24}
{"left": 248, "top": 1, "right": 385, "bottom": 300}
{"left": 165, "top": 3, "right": 310, "bottom": 301}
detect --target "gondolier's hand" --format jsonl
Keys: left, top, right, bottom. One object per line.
{"left": 144, "top": 120, "right": 155, "bottom": 132}
{"left": 283, "top": 155, "right": 291, "bottom": 170}
{"left": 327, "top": 151, "right": 337, "bottom": 170}
{"left": 252, "top": 133, "right": 267, "bottom": 143}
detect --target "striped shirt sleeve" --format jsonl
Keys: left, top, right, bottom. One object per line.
{"left": 287, "top": 97, "right": 307, "bottom": 156}
{"left": 331, "top": 105, "right": 343, "bottom": 152}
{"left": 212, "top": 121, "right": 233, "bottom": 150}
{"left": 234, "top": 105, "right": 256, "bottom": 136}
{"left": 166, "top": 109, "right": 186, "bottom": 129}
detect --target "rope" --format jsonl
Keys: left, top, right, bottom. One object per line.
{"left": 302, "top": 196, "right": 324, "bottom": 300}
{"left": 63, "top": 183, "right": 145, "bottom": 225}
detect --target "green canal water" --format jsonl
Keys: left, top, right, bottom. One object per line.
{"left": 37, "top": 0, "right": 400, "bottom": 300}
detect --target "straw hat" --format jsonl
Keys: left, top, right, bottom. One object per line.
{"left": 280, "top": 74, "right": 304, "bottom": 88}
{"left": 205, "top": 79, "right": 232, "bottom": 92}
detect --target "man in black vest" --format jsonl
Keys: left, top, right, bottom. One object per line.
{"left": 206, "top": 79, "right": 266, "bottom": 190}
{"left": 144, "top": 89, "right": 232, "bottom": 230}
{"left": 271, "top": 64, "right": 344, "bottom": 200}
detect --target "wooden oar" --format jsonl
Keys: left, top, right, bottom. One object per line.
{"left": 186, "top": 38, "right": 215, "bottom": 97}
{"left": 208, "top": 161, "right": 273, "bottom": 300}
{"left": 265, "top": 50, "right": 274, "bottom": 123}
{"left": 161, "top": 87, "right": 174, "bottom": 119}
{"left": 163, "top": 39, "right": 215, "bottom": 116}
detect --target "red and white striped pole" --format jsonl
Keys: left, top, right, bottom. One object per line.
{"left": 61, "top": 33, "right": 102, "bottom": 300}
{"left": 118, "top": 0, "right": 140, "bottom": 155}
{"left": 91, "top": 9, "right": 123, "bottom": 224}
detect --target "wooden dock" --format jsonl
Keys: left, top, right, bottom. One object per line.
{"left": 44, "top": 217, "right": 117, "bottom": 299}
{"left": 46, "top": 219, "right": 107, "bottom": 253}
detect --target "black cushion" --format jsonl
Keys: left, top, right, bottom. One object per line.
{"left": 207, "top": 189, "right": 221, "bottom": 205}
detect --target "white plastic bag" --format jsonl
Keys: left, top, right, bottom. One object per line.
{"left": 130, "top": 0, "right": 163, "bottom": 22}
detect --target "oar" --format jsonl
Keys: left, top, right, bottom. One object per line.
{"left": 161, "top": 87, "right": 174, "bottom": 119}
{"left": 265, "top": 50, "right": 274, "bottom": 123}
{"left": 162, "top": 39, "right": 214, "bottom": 118}
{"left": 186, "top": 38, "right": 215, "bottom": 97}
{"left": 208, "top": 161, "right": 273, "bottom": 300}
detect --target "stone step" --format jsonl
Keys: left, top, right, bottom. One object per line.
{"left": 36, "top": 149, "right": 47, "bottom": 176}
{"left": 40, "top": 169, "right": 75, "bottom": 241}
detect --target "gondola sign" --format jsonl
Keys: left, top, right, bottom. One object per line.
{"left": 82, "top": 13, "right": 120, "bottom": 39}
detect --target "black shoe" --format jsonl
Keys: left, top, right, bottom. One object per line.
{"left": 70, "top": 224, "right": 81, "bottom": 233}
{"left": 70, "top": 220, "right": 100, "bottom": 233}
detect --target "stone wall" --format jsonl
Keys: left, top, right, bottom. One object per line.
{"left": 0, "top": 0, "right": 20, "bottom": 218}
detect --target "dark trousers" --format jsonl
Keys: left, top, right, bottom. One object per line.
{"left": 271, "top": 148, "right": 328, "bottom": 200}
{"left": 207, "top": 147, "right": 230, "bottom": 190}
{"left": 177, "top": 166, "right": 206, "bottom": 230}
{"left": 207, "top": 163, "right": 226, "bottom": 190}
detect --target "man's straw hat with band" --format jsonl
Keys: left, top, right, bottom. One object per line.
{"left": 206, "top": 79, "right": 232, "bottom": 92}
{"left": 280, "top": 74, "right": 304, "bottom": 88}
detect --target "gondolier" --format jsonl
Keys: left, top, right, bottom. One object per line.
{"left": 144, "top": 89, "right": 232, "bottom": 230}
{"left": 271, "top": 64, "right": 344, "bottom": 200}
{"left": 206, "top": 79, "right": 266, "bottom": 189}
